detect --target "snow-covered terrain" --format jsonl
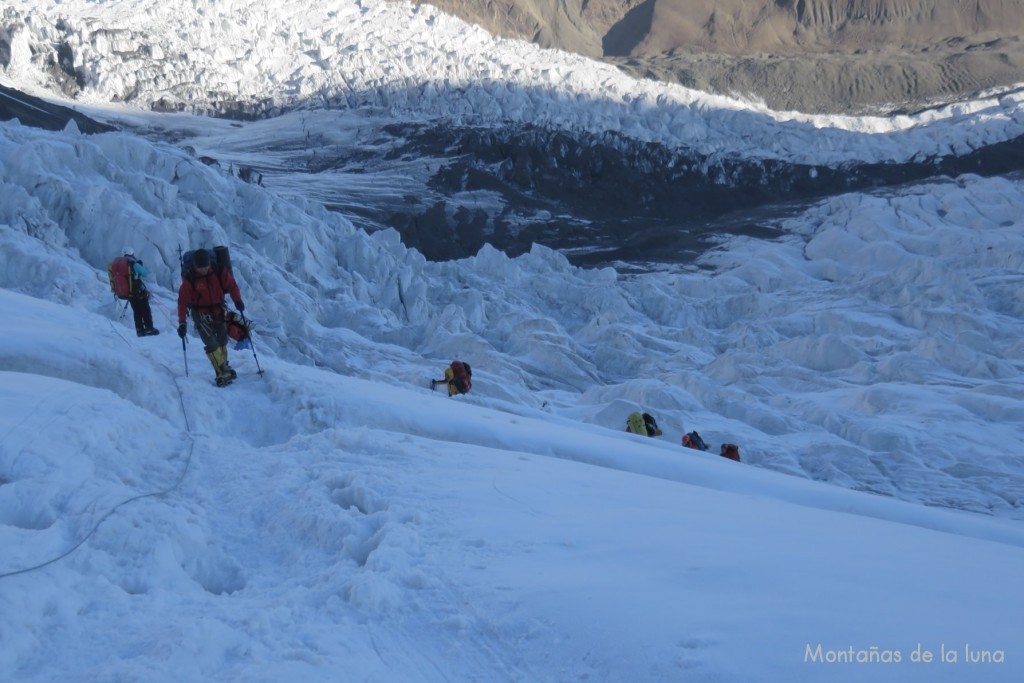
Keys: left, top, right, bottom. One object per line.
{"left": 5, "top": 0, "right": 1024, "bottom": 164}
{"left": 1, "top": 0, "right": 1022, "bottom": 681}
{"left": 7, "top": 0, "right": 1024, "bottom": 265}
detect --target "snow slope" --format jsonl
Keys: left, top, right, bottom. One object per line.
{"left": 1, "top": 0, "right": 1023, "bottom": 680}
{"left": 1, "top": 104, "right": 1023, "bottom": 683}
{"left": 2, "top": 116, "right": 1021, "bottom": 518}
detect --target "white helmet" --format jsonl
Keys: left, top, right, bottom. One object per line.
{"left": 122, "top": 246, "right": 135, "bottom": 256}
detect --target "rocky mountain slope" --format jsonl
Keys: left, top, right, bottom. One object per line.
{"left": 416, "top": 0, "right": 1024, "bottom": 113}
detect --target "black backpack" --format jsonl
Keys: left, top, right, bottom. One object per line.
{"left": 642, "top": 413, "right": 661, "bottom": 436}
{"left": 181, "top": 245, "right": 231, "bottom": 282}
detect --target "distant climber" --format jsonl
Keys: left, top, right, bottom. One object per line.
{"left": 108, "top": 247, "right": 159, "bottom": 337}
{"left": 681, "top": 432, "right": 741, "bottom": 461}
{"left": 177, "top": 247, "right": 246, "bottom": 387}
{"left": 431, "top": 361, "right": 472, "bottom": 396}
{"left": 719, "top": 444, "right": 741, "bottom": 462}
{"left": 626, "top": 412, "right": 662, "bottom": 437}
{"left": 681, "top": 431, "right": 710, "bottom": 451}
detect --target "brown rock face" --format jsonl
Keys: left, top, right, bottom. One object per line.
{"left": 413, "top": 0, "right": 1024, "bottom": 113}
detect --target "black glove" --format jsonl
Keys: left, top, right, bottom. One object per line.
{"left": 177, "top": 323, "right": 187, "bottom": 338}
{"left": 236, "top": 300, "right": 245, "bottom": 313}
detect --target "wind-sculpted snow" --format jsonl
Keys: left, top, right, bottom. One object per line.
{"left": 1, "top": 118, "right": 1022, "bottom": 520}
{"left": 3, "top": 0, "right": 1024, "bottom": 167}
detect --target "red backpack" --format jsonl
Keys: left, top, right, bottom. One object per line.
{"left": 225, "top": 311, "right": 252, "bottom": 348}
{"left": 720, "top": 444, "right": 741, "bottom": 462}
{"left": 107, "top": 256, "right": 133, "bottom": 300}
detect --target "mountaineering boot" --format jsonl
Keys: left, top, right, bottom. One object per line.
{"left": 218, "top": 346, "right": 237, "bottom": 380}
{"left": 207, "top": 349, "right": 233, "bottom": 387}
{"left": 430, "top": 379, "right": 437, "bottom": 390}
{"left": 143, "top": 327, "right": 160, "bottom": 336}
{"left": 213, "top": 347, "right": 235, "bottom": 383}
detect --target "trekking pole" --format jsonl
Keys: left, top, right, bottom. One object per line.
{"left": 118, "top": 299, "right": 130, "bottom": 321}
{"left": 240, "top": 314, "right": 264, "bottom": 377}
{"left": 176, "top": 245, "right": 188, "bottom": 377}
{"left": 181, "top": 335, "right": 189, "bottom": 377}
